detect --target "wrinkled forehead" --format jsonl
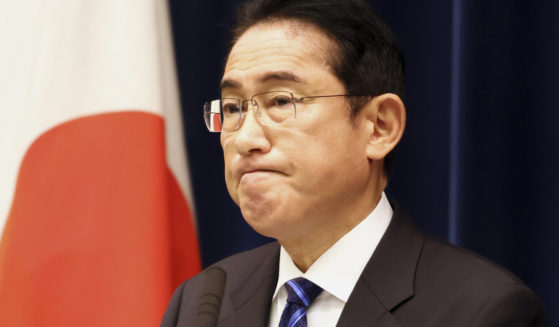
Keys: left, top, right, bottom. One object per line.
{"left": 223, "top": 20, "right": 338, "bottom": 79}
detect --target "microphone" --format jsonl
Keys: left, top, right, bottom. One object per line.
{"left": 194, "top": 266, "right": 227, "bottom": 327}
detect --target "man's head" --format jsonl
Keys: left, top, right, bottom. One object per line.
{"left": 230, "top": 0, "right": 405, "bottom": 175}
{"left": 215, "top": 0, "right": 406, "bottom": 256}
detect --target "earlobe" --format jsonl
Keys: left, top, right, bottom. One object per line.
{"left": 365, "top": 93, "right": 406, "bottom": 160}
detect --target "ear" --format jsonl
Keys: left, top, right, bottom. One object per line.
{"left": 362, "top": 93, "right": 406, "bottom": 161}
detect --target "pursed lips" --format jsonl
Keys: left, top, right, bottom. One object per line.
{"left": 235, "top": 166, "right": 285, "bottom": 183}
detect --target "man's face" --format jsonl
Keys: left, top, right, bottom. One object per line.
{"left": 220, "top": 22, "right": 373, "bottom": 244}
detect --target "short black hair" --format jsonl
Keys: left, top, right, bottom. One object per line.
{"left": 229, "top": 0, "right": 405, "bottom": 175}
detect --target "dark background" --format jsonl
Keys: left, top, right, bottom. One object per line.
{"left": 169, "top": 0, "right": 558, "bottom": 324}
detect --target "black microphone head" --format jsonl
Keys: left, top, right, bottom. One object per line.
{"left": 194, "top": 266, "right": 227, "bottom": 327}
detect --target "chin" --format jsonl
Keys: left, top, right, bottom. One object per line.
{"left": 248, "top": 223, "right": 280, "bottom": 240}
{"left": 237, "top": 188, "right": 296, "bottom": 239}
{"left": 240, "top": 206, "right": 285, "bottom": 239}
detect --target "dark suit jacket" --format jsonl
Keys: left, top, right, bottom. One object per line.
{"left": 162, "top": 205, "right": 546, "bottom": 326}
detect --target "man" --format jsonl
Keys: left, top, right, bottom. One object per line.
{"left": 163, "top": 0, "right": 546, "bottom": 326}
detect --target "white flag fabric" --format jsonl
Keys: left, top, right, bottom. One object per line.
{"left": 0, "top": 0, "right": 201, "bottom": 325}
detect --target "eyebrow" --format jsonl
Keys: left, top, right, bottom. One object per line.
{"left": 261, "top": 71, "right": 304, "bottom": 84}
{"left": 219, "top": 71, "right": 305, "bottom": 91}
{"left": 219, "top": 79, "right": 240, "bottom": 91}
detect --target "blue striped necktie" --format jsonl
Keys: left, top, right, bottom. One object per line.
{"left": 279, "top": 277, "right": 323, "bottom": 327}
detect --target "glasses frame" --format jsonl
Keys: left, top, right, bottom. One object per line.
{"left": 204, "top": 91, "right": 368, "bottom": 133}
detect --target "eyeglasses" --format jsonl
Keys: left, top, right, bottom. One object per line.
{"left": 203, "top": 91, "right": 361, "bottom": 133}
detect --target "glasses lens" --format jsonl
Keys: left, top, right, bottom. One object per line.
{"left": 254, "top": 91, "right": 295, "bottom": 124}
{"left": 204, "top": 92, "right": 295, "bottom": 132}
{"left": 221, "top": 98, "right": 243, "bottom": 131}
{"left": 203, "top": 100, "right": 223, "bottom": 133}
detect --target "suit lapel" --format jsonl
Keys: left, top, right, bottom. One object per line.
{"left": 220, "top": 242, "right": 280, "bottom": 327}
{"left": 337, "top": 204, "right": 425, "bottom": 327}
{"left": 216, "top": 203, "right": 424, "bottom": 327}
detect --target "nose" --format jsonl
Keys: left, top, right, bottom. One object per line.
{"left": 233, "top": 102, "right": 271, "bottom": 156}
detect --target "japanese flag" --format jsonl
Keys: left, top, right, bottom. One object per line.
{"left": 0, "top": 0, "right": 201, "bottom": 326}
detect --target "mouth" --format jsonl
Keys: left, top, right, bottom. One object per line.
{"left": 239, "top": 169, "right": 283, "bottom": 184}
{"left": 241, "top": 169, "right": 278, "bottom": 176}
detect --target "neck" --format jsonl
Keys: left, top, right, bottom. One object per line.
{"left": 281, "top": 183, "right": 385, "bottom": 272}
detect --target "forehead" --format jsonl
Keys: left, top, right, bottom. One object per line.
{"left": 222, "top": 21, "right": 339, "bottom": 93}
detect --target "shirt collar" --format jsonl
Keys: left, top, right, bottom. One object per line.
{"left": 273, "top": 192, "right": 393, "bottom": 302}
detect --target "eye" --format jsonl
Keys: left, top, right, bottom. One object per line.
{"left": 270, "top": 95, "right": 292, "bottom": 107}
{"left": 221, "top": 99, "right": 241, "bottom": 115}
{"left": 223, "top": 104, "right": 240, "bottom": 114}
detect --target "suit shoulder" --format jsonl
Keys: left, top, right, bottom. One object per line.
{"left": 471, "top": 282, "right": 547, "bottom": 326}
{"left": 420, "top": 235, "right": 522, "bottom": 286}
{"left": 394, "top": 234, "right": 546, "bottom": 325}
{"left": 415, "top": 236, "right": 545, "bottom": 321}
{"left": 209, "top": 241, "right": 280, "bottom": 272}
{"left": 161, "top": 242, "right": 280, "bottom": 326}
{"left": 182, "top": 241, "right": 279, "bottom": 290}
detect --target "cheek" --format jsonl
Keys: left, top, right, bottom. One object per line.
{"left": 294, "top": 126, "right": 365, "bottom": 189}
{"left": 221, "top": 137, "right": 240, "bottom": 203}
{"left": 224, "top": 167, "right": 239, "bottom": 204}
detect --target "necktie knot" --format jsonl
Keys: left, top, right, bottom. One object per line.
{"left": 280, "top": 278, "right": 322, "bottom": 327}
{"left": 285, "top": 277, "right": 323, "bottom": 308}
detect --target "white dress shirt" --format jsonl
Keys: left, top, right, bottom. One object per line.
{"left": 267, "top": 192, "right": 393, "bottom": 327}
